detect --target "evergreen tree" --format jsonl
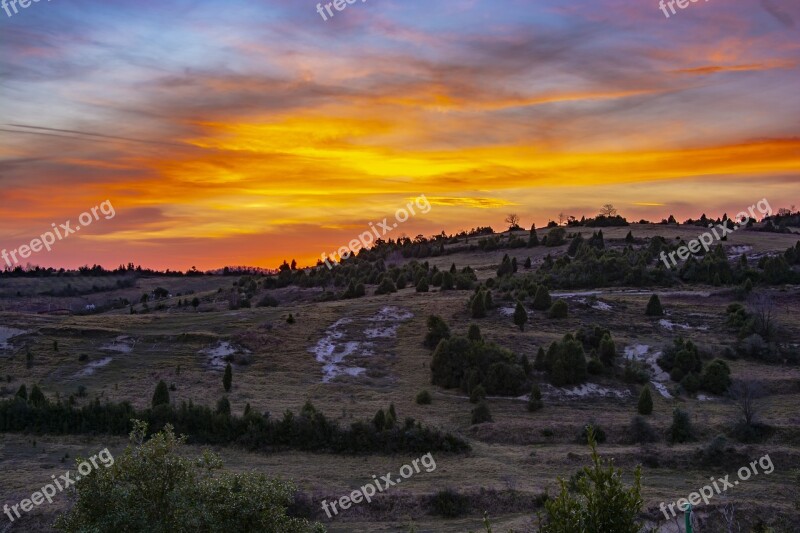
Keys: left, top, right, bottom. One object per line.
{"left": 416, "top": 278, "right": 429, "bottom": 293}
{"left": 15, "top": 384, "right": 27, "bottom": 401}
{"left": 625, "top": 230, "right": 634, "bottom": 243}
{"left": 524, "top": 257, "right": 532, "bottom": 269}
{"left": 216, "top": 397, "right": 231, "bottom": 416}
{"left": 598, "top": 333, "right": 616, "bottom": 366}
{"left": 540, "top": 427, "right": 643, "bottom": 533}
{"left": 637, "top": 385, "right": 653, "bottom": 415}
{"left": 645, "top": 294, "right": 664, "bottom": 316}
{"left": 29, "top": 385, "right": 46, "bottom": 407}
{"left": 152, "top": 380, "right": 170, "bottom": 408}
{"left": 532, "top": 286, "right": 552, "bottom": 311}
{"left": 471, "top": 290, "right": 487, "bottom": 318}
{"left": 467, "top": 324, "right": 482, "bottom": 342}
{"left": 547, "top": 299, "right": 568, "bottom": 319}
{"left": 668, "top": 408, "right": 694, "bottom": 443}
{"left": 424, "top": 315, "right": 451, "bottom": 349}
{"left": 373, "top": 409, "right": 386, "bottom": 430}
{"left": 513, "top": 301, "right": 528, "bottom": 331}
{"left": 528, "top": 225, "right": 540, "bottom": 247}
{"left": 534, "top": 347, "right": 547, "bottom": 371}
{"left": 469, "top": 384, "right": 487, "bottom": 404}
{"left": 527, "top": 384, "right": 543, "bottom": 412}
{"left": 223, "top": 363, "right": 233, "bottom": 392}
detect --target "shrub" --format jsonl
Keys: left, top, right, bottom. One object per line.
{"left": 547, "top": 300, "right": 568, "bottom": 319}
{"left": 470, "top": 290, "right": 487, "bottom": 318}
{"left": 540, "top": 427, "right": 643, "bottom": 533}
{"left": 527, "top": 384, "right": 543, "bottom": 412}
{"left": 467, "top": 324, "right": 482, "bottom": 342}
{"left": 587, "top": 357, "right": 603, "bottom": 375}
{"left": 668, "top": 408, "right": 694, "bottom": 443}
{"left": 629, "top": 415, "right": 658, "bottom": 444}
{"left": 416, "top": 278, "right": 429, "bottom": 293}
{"left": 513, "top": 302, "right": 528, "bottom": 331}
{"left": 469, "top": 384, "right": 487, "bottom": 404}
{"left": 680, "top": 372, "right": 702, "bottom": 394}
{"left": 545, "top": 335, "right": 587, "bottom": 386}
{"left": 702, "top": 359, "right": 731, "bottom": 394}
{"left": 216, "top": 397, "right": 231, "bottom": 416}
{"left": 29, "top": 385, "right": 47, "bottom": 407}
{"left": 545, "top": 227, "right": 567, "bottom": 247}
{"left": 223, "top": 363, "right": 232, "bottom": 392}
{"left": 152, "top": 380, "right": 170, "bottom": 408}
{"left": 286, "top": 314, "right": 295, "bottom": 324}
{"left": 424, "top": 315, "right": 451, "bottom": 349}
{"left": 375, "top": 278, "right": 397, "bottom": 295}
{"left": 415, "top": 390, "right": 432, "bottom": 405}
{"left": 577, "top": 423, "right": 606, "bottom": 444}
{"left": 532, "top": 286, "right": 552, "bottom": 310}
{"left": 430, "top": 489, "right": 470, "bottom": 518}
{"left": 637, "top": 385, "right": 653, "bottom": 415}
{"left": 645, "top": 294, "right": 664, "bottom": 316}
{"left": 471, "top": 401, "right": 492, "bottom": 424}
{"left": 53, "top": 421, "right": 325, "bottom": 533}
{"left": 598, "top": 334, "right": 616, "bottom": 366}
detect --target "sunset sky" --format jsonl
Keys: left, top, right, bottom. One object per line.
{"left": 1, "top": 0, "right": 798, "bottom": 271}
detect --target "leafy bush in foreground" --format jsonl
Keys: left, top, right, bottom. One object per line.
{"left": 55, "top": 421, "right": 325, "bottom": 533}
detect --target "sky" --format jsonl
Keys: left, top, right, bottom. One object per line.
{"left": 1, "top": 0, "right": 798, "bottom": 271}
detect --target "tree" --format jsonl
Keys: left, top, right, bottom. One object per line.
{"left": 191, "top": 297, "right": 200, "bottom": 311}
{"left": 539, "top": 427, "right": 642, "bottom": 533}
{"left": 424, "top": 315, "right": 451, "bottom": 349}
{"left": 598, "top": 334, "right": 616, "bottom": 366}
{"left": 471, "top": 290, "right": 487, "bottom": 318}
{"left": 599, "top": 204, "right": 618, "bottom": 217}
{"left": 223, "top": 363, "right": 233, "bottom": 392}
{"left": 505, "top": 213, "right": 521, "bottom": 229}
{"left": 528, "top": 225, "right": 540, "bottom": 247}
{"left": 467, "top": 324, "right": 482, "bottom": 342}
{"left": 152, "top": 380, "right": 170, "bottom": 408}
{"left": 513, "top": 301, "right": 528, "bottom": 331}
{"left": 15, "top": 384, "right": 27, "bottom": 400}
{"left": 637, "top": 385, "right": 653, "bottom": 415}
{"left": 532, "top": 286, "right": 552, "bottom": 310}
{"left": 216, "top": 397, "right": 231, "bottom": 416}
{"left": 625, "top": 230, "right": 634, "bottom": 243}
{"left": 645, "top": 294, "right": 664, "bottom": 316}
{"left": 416, "top": 278, "right": 429, "bottom": 293}
{"left": 524, "top": 257, "right": 532, "bottom": 269}
{"left": 471, "top": 401, "right": 492, "bottom": 424}
{"left": 729, "top": 380, "right": 762, "bottom": 427}
{"left": 29, "top": 384, "right": 47, "bottom": 407}
{"left": 54, "top": 421, "right": 324, "bottom": 533}
{"left": 527, "top": 384, "right": 543, "bottom": 412}
{"left": 470, "top": 384, "right": 487, "bottom": 404}
{"left": 702, "top": 359, "right": 731, "bottom": 394}
{"left": 558, "top": 212, "right": 566, "bottom": 226}
{"left": 668, "top": 408, "right": 694, "bottom": 443}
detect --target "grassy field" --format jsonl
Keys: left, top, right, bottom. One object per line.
{"left": 1, "top": 224, "right": 799, "bottom": 532}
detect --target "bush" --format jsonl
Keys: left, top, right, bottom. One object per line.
{"left": 424, "top": 315, "right": 451, "bottom": 349}
{"left": 469, "top": 384, "right": 487, "bottom": 404}
{"left": 629, "top": 415, "right": 658, "bottom": 444}
{"left": 375, "top": 277, "right": 397, "bottom": 295}
{"left": 527, "top": 384, "right": 543, "bottom": 412}
{"left": 577, "top": 423, "right": 606, "bottom": 444}
{"left": 415, "top": 390, "right": 432, "bottom": 405}
{"left": 547, "top": 300, "right": 568, "bottom": 319}
{"left": 702, "top": 359, "right": 731, "bottom": 394}
{"left": 541, "top": 427, "right": 642, "bottom": 533}
{"left": 467, "top": 324, "right": 482, "bottom": 342}
{"left": 598, "top": 334, "right": 616, "bottom": 366}
{"left": 416, "top": 278, "right": 429, "bottom": 293}
{"left": 544, "top": 335, "right": 587, "bottom": 386}
{"left": 637, "top": 386, "right": 653, "bottom": 415}
{"left": 471, "top": 401, "right": 492, "bottom": 424}
{"left": 152, "top": 381, "right": 170, "bottom": 408}
{"left": 587, "top": 357, "right": 603, "bottom": 375}
{"left": 532, "top": 286, "right": 552, "bottom": 310}
{"left": 668, "top": 408, "right": 694, "bottom": 443}
{"left": 545, "top": 227, "right": 567, "bottom": 247}
{"left": 513, "top": 301, "right": 528, "bottom": 331}
{"left": 645, "top": 294, "right": 664, "bottom": 316}
{"left": 216, "top": 397, "right": 231, "bottom": 416}
{"left": 430, "top": 489, "right": 470, "bottom": 518}
{"left": 53, "top": 421, "right": 325, "bottom": 533}
{"left": 470, "top": 290, "right": 488, "bottom": 318}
